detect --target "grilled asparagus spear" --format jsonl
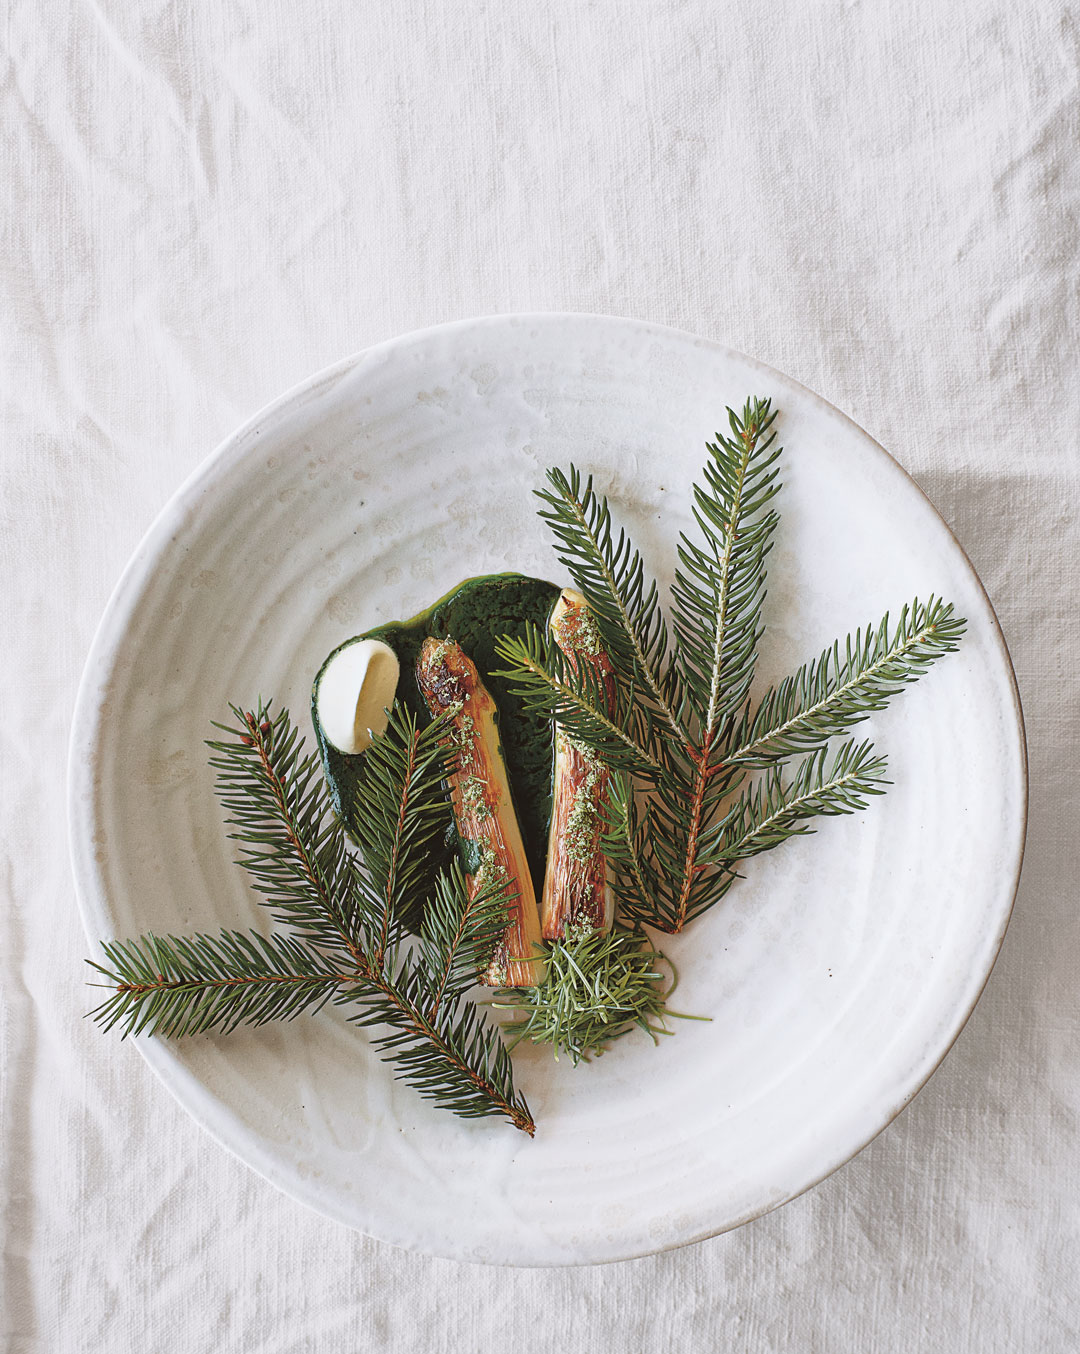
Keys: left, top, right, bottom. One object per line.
{"left": 415, "top": 637, "right": 545, "bottom": 988}
{"left": 540, "top": 589, "right": 615, "bottom": 940}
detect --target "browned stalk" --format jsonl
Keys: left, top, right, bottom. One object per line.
{"left": 540, "top": 589, "right": 616, "bottom": 941}
{"left": 415, "top": 638, "right": 545, "bottom": 988}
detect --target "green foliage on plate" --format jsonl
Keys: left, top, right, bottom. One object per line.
{"left": 88, "top": 396, "right": 965, "bottom": 1131}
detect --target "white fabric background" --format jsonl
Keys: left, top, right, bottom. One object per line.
{"left": 3, "top": 1, "right": 1077, "bottom": 1349}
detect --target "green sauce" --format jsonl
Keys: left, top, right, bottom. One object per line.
{"left": 311, "top": 573, "right": 560, "bottom": 904}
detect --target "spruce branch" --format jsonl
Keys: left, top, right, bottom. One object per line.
{"left": 348, "top": 948, "right": 527, "bottom": 1126}
{"left": 499, "top": 396, "right": 965, "bottom": 935}
{"left": 415, "top": 863, "right": 512, "bottom": 1019}
{"left": 348, "top": 707, "right": 454, "bottom": 964}
{"left": 598, "top": 772, "right": 665, "bottom": 925}
{"left": 89, "top": 703, "right": 535, "bottom": 1135}
{"left": 639, "top": 763, "right": 741, "bottom": 932}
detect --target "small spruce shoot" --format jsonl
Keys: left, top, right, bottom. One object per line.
{"left": 495, "top": 924, "right": 677, "bottom": 1065}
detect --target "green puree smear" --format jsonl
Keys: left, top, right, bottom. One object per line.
{"left": 311, "top": 573, "right": 560, "bottom": 906}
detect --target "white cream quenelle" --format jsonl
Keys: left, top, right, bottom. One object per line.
{"left": 314, "top": 638, "right": 400, "bottom": 754}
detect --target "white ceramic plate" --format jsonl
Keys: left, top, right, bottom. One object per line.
{"left": 69, "top": 315, "right": 1026, "bottom": 1265}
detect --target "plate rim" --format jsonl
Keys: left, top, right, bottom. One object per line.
{"left": 67, "top": 311, "right": 1029, "bottom": 1264}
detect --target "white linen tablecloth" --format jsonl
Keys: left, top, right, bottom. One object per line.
{"left": 3, "top": 1, "right": 1077, "bottom": 1349}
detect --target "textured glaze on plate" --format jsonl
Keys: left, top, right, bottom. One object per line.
{"left": 68, "top": 315, "right": 1026, "bottom": 1265}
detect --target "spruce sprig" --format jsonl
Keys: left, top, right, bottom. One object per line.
{"left": 669, "top": 403, "right": 782, "bottom": 739}
{"left": 497, "top": 397, "right": 966, "bottom": 934}
{"left": 726, "top": 597, "right": 967, "bottom": 766}
{"left": 206, "top": 705, "right": 365, "bottom": 957}
{"left": 536, "top": 466, "right": 688, "bottom": 744}
{"left": 87, "top": 930, "right": 354, "bottom": 1038}
{"left": 88, "top": 703, "right": 535, "bottom": 1135}
{"left": 715, "top": 740, "right": 889, "bottom": 861}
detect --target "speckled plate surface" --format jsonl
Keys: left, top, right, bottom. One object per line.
{"left": 68, "top": 315, "right": 1026, "bottom": 1265}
